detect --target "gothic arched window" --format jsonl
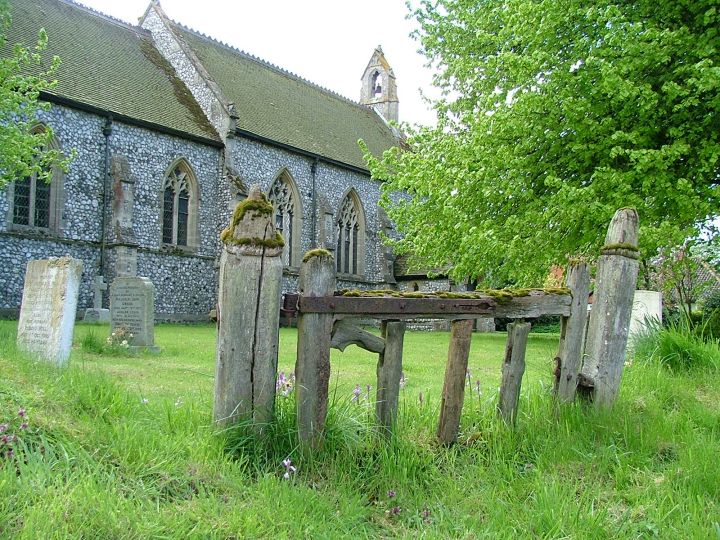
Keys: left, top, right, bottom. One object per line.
{"left": 162, "top": 159, "right": 198, "bottom": 247}
{"left": 336, "top": 191, "right": 365, "bottom": 276}
{"left": 9, "top": 125, "right": 63, "bottom": 233}
{"left": 268, "top": 170, "right": 302, "bottom": 266}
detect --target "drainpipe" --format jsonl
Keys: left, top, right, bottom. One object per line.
{"left": 99, "top": 115, "right": 113, "bottom": 274}
{"left": 310, "top": 157, "right": 319, "bottom": 248}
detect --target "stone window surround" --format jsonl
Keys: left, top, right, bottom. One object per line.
{"left": 267, "top": 167, "right": 303, "bottom": 269}
{"left": 5, "top": 124, "right": 64, "bottom": 236}
{"left": 335, "top": 188, "right": 366, "bottom": 278}
{"left": 160, "top": 157, "right": 200, "bottom": 252}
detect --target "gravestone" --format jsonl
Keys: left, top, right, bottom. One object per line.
{"left": 629, "top": 290, "right": 662, "bottom": 339}
{"left": 17, "top": 257, "right": 83, "bottom": 366}
{"left": 83, "top": 275, "right": 110, "bottom": 323}
{"left": 110, "top": 276, "right": 158, "bottom": 351}
{"left": 476, "top": 317, "right": 495, "bottom": 333}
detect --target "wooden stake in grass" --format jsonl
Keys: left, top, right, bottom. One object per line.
{"left": 214, "top": 186, "right": 283, "bottom": 428}
{"left": 437, "top": 319, "right": 474, "bottom": 444}
{"left": 498, "top": 321, "right": 531, "bottom": 425}
{"left": 554, "top": 261, "right": 590, "bottom": 402}
{"left": 375, "top": 320, "right": 405, "bottom": 435}
{"left": 579, "top": 208, "right": 640, "bottom": 409}
{"left": 295, "top": 249, "right": 336, "bottom": 447}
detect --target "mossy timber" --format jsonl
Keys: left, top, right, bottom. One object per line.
{"left": 302, "top": 248, "right": 333, "bottom": 263}
{"left": 336, "top": 287, "right": 570, "bottom": 304}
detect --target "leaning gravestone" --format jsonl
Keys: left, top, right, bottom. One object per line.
{"left": 110, "top": 276, "right": 158, "bottom": 351}
{"left": 17, "top": 257, "right": 83, "bottom": 366}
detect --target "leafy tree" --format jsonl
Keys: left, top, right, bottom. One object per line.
{"left": 365, "top": 1, "right": 720, "bottom": 285}
{"left": 0, "top": 0, "right": 66, "bottom": 187}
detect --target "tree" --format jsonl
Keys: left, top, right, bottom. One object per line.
{"left": 0, "top": 0, "right": 66, "bottom": 187}
{"left": 365, "top": 1, "right": 720, "bottom": 286}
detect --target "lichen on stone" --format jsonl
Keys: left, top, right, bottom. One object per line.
{"left": 222, "top": 232, "right": 285, "bottom": 249}
{"left": 302, "top": 248, "right": 333, "bottom": 263}
{"left": 220, "top": 186, "right": 276, "bottom": 246}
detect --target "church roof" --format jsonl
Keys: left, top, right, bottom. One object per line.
{"left": 4, "top": 0, "right": 220, "bottom": 143}
{"left": 169, "top": 22, "right": 400, "bottom": 171}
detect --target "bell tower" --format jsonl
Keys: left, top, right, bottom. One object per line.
{"left": 360, "top": 46, "right": 399, "bottom": 123}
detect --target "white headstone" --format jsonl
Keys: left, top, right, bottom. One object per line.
{"left": 110, "top": 276, "right": 158, "bottom": 351}
{"left": 629, "top": 290, "right": 663, "bottom": 339}
{"left": 17, "top": 257, "right": 83, "bottom": 366}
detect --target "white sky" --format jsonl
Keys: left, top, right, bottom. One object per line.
{"left": 75, "top": 0, "right": 439, "bottom": 126}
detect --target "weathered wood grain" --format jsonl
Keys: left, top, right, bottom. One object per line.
{"left": 295, "top": 252, "right": 336, "bottom": 447}
{"left": 555, "top": 262, "right": 590, "bottom": 402}
{"left": 375, "top": 321, "right": 405, "bottom": 435}
{"left": 331, "top": 319, "right": 385, "bottom": 353}
{"left": 497, "top": 322, "right": 531, "bottom": 425}
{"left": 437, "top": 319, "right": 474, "bottom": 444}
{"left": 580, "top": 208, "right": 640, "bottom": 409}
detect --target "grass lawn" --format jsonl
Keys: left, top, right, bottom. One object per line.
{"left": 1, "top": 321, "right": 719, "bottom": 538}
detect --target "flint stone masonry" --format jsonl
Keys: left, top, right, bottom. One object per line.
{"left": 17, "top": 257, "right": 83, "bottom": 366}
{"left": 110, "top": 276, "right": 157, "bottom": 349}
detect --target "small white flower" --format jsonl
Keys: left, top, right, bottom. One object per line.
{"left": 141, "top": 398, "right": 149, "bottom": 404}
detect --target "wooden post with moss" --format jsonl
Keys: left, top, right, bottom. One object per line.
{"left": 375, "top": 320, "right": 405, "bottom": 435}
{"left": 295, "top": 249, "right": 336, "bottom": 447}
{"left": 554, "top": 261, "right": 590, "bottom": 402}
{"left": 437, "top": 319, "right": 474, "bottom": 444}
{"left": 497, "top": 321, "right": 531, "bottom": 425}
{"left": 214, "top": 185, "right": 284, "bottom": 428}
{"left": 579, "top": 208, "right": 640, "bottom": 409}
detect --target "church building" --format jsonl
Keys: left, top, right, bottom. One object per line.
{"left": 0, "top": 0, "right": 403, "bottom": 320}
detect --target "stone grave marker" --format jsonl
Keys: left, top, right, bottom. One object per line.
{"left": 83, "top": 275, "right": 110, "bottom": 323}
{"left": 110, "top": 276, "right": 159, "bottom": 351}
{"left": 17, "top": 256, "right": 83, "bottom": 366}
{"left": 629, "top": 290, "right": 662, "bottom": 340}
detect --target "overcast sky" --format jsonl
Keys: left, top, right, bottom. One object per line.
{"left": 74, "top": 0, "right": 440, "bottom": 126}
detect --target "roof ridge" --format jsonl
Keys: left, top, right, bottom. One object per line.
{"left": 48, "top": 0, "right": 149, "bottom": 34}
{"left": 168, "top": 18, "right": 378, "bottom": 115}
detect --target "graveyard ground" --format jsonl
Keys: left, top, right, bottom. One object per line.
{"left": 1, "top": 321, "right": 719, "bottom": 538}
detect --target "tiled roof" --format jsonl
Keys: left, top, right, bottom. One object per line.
{"left": 5, "top": 0, "right": 219, "bottom": 142}
{"left": 170, "top": 22, "right": 400, "bottom": 170}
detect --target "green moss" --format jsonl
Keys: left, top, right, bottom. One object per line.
{"left": 602, "top": 242, "right": 639, "bottom": 252}
{"left": 223, "top": 232, "right": 285, "bottom": 249}
{"left": 221, "top": 195, "right": 275, "bottom": 244}
{"left": 302, "top": 248, "right": 333, "bottom": 263}
{"left": 337, "top": 287, "right": 570, "bottom": 301}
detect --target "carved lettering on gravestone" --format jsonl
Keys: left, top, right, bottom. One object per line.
{"left": 110, "top": 276, "right": 157, "bottom": 350}
{"left": 17, "top": 257, "right": 83, "bottom": 366}
{"left": 111, "top": 154, "right": 136, "bottom": 244}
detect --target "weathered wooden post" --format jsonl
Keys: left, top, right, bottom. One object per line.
{"left": 579, "top": 208, "right": 640, "bottom": 408}
{"left": 295, "top": 249, "right": 335, "bottom": 447}
{"left": 375, "top": 320, "right": 406, "bottom": 435}
{"left": 437, "top": 319, "right": 474, "bottom": 444}
{"left": 554, "top": 261, "right": 590, "bottom": 402}
{"left": 214, "top": 185, "right": 284, "bottom": 428}
{"left": 497, "top": 321, "right": 531, "bottom": 424}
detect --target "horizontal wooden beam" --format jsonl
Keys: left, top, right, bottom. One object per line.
{"left": 294, "top": 292, "right": 571, "bottom": 319}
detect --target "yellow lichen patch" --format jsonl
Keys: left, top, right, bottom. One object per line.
{"left": 302, "top": 248, "right": 333, "bottom": 263}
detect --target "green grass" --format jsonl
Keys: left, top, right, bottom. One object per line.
{"left": 1, "top": 321, "right": 719, "bottom": 538}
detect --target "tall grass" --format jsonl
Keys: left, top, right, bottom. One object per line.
{"left": 632, "top": 317, "right": 720, "bottom": 371}
{"left": 1, "top": 322, "right": 719, "bottom": 538}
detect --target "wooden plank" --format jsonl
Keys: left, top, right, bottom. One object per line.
{"left": 497, "top": 322, "right": 531, "bottom": 425}
{"left": 554, "top": 262, "right": 590, "bottom": 402}
{"left": 436, "top": 319, "right": 474, "bottom": 445}
{"left": 295, "top": 252, "right": 335, "bottom": 447}
{"left": 331, "top": 319, "right": 385, "bottom": 353}
{"left": 375, "top": 321, "right": 405, "bottom": 435}
{"left": 580, "top": 208, "right": 640, "bottom": 409}
{"left": 298, "top": 293, "right": 570, "bottom": 319}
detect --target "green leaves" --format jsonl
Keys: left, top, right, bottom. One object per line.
{"left": 370, "top": 0, "right": 720, "bottom": 285}
{"left": 0, "top": 0, "right": 68, "bottom": 187}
